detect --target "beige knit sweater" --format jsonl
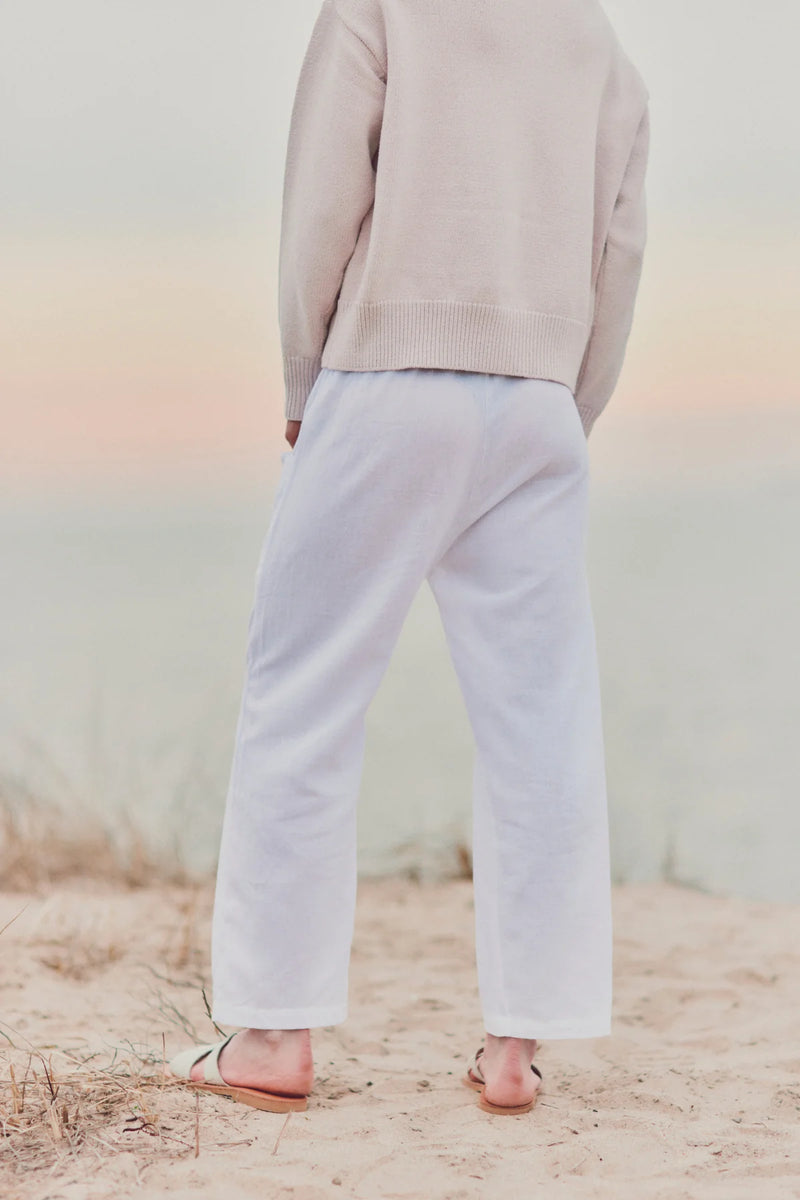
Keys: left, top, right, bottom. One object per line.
{"left": 278, "top": 0, "right": 650, "bottom": 436}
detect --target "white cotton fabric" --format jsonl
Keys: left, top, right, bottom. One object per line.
{"left": 211, "top": 367, "right": 613, "bottom": 1039}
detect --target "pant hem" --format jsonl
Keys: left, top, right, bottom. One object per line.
{"left": 211, "top": 1003, "right": 348, "bottom": 1030}
{"left": 483, "top": 1015, "right": 612, "bottom": 1040}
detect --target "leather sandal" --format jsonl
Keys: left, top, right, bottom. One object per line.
{"left": 167, "top": 1033, "right": 310, "bottom": 1112}
{"left": 462, "top": 1044, "right": 543, "bottom": 1114}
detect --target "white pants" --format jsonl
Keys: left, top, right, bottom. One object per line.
{"left": 211, "top": 367, "right": 612, "bottom": 1039}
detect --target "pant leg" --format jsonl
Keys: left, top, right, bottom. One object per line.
{"left": 426, "top": 375, "right": 613, "bottom": 1039}
{"left": 210, "top": 367, "right": 486, "bottom": 1029}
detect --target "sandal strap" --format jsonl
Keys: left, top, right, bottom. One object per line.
{"left": 168, "top": 1034, "right": 235, "bottom": 1084}
{"left": 467, "top": 1045, "right": 543, "bottom": 1083}
{"left": 467, "top": 1046, "right": 486, "bottom": 1083}
{"left": 201, "top": 1034, "right": 237, "bottom": 1084}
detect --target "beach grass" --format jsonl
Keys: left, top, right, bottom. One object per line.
{"left": 0, "top": 777, "right": 194, "bottom": 892}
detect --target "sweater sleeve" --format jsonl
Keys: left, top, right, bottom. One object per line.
{"left": 573, "top": 101, "right": 650, "bottom": 437}
{"left": 278, "top": 0, "right": 386, "bottom": 421}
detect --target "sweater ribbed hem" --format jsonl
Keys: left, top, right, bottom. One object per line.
{"left": 576, "top": 403, "right": 598, "bottom": 438}
{"left": 284, "top": 356, "right": 323, "bottom": 420}
{"left": 321, "top": 299, "right": 588, "bottom": 390}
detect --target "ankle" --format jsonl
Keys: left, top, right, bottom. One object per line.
{"left": 485, "top": 1034, "right": 538, "bottom": 1056}
{"left": 245, "top": 1027, "right": 311, "bottom": 1047}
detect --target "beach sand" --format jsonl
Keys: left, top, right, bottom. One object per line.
{"left": 1, "top": 876, "right": 799, "bottom": 1199}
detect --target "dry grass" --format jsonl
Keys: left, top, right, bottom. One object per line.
{"left": 0, "top": 1040, "right": 254, "bottom": 1182}
{"left": 1, "top": 1043, "right": 174, "bottom": 1175}
{"left": 0, "top": 889, "right": 241, "bottom": 1187}
{"left": 0, "top": 775, "right": 474, "bottom": 891}
{"left": 0, "top": 773, "right": 222, "bottom": 1186}
{"left": 0, "top": 776, "right": 194, "bottom": 892}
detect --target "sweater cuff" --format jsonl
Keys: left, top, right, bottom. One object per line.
{"left": 576, "top": 403, "right": 598, "bottom": 438}
{"left": 284, "top": 356, "right": 323, "bottom": 421}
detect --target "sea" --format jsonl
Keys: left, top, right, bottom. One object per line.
{"left": 2, "top": 405, "right": 798, "bottom": 902}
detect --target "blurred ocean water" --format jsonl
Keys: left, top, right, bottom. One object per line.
{"left": 2, "top": 406, "right": 798, "bottom": 901}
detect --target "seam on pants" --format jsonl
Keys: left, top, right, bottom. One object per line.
{"left": 470, "top": 378, "right": 491, "bottom": 516}
{"left": 453, "top": 371, "right": 490, "bottom": 522}
{"left": 425, "top": 375, "right": 490, "bottom": 573}
{"left": 251, "top": 454, "right": 300, "bottom": 664}
{"left": 224, "top": 705, "right": 245, "bottom": 813}
{"left": 479, "top": 747, "right": 510, "bottom": 1025}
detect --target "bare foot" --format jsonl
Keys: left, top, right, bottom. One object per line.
{"left": 190, "top": 1028, "right": 314, "bottom": 1096}
{"left": 477, "top": 1035, "right": 540, "bottom": 1108}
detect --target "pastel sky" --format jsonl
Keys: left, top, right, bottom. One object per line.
{"left": 1, "top": 0, "right": 798, "bottom": 488}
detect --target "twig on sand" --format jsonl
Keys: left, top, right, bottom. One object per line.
{"left": 0, "top": 903, "right": 29, "bottom": 939}
{"left": 146, "top": 986, "right": 201, "bottom": 1043}
{"left": 272, "top": 1112, "right": 292, "bottom": 1156}
{"left": 201, "top": 986, "right": 226, "bottom": 1038}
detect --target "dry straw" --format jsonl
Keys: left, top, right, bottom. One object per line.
{"left": 0, "top": 776, "right": 192, "bottom": 892}
{"left": 0, "top": 778, "right": 232, "bottom": 1185}
{"left": 1, "top": 1031, "right": 253, "bottom": 1183}
{"left": 0, "top": 1039, "right": 200, "bottom": 1179}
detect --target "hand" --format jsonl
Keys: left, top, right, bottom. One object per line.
{"left": 285, "top": 420, "right": 302, "bottom": 449}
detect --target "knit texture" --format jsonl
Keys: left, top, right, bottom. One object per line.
{"left": 279, "top": 0, "right": 650, "bottom": 433}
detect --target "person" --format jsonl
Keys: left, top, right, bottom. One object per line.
{"left": 168, "top": 0, "right": 650, "bottom": 1116}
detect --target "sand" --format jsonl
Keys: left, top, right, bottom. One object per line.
{"left": 1, "top": 876, "right": 799, "bottom": 1199}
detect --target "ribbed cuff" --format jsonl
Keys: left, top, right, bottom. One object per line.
{"left": 576, "top": 403, "right": 598, "bottom": 438}
{"left": 284, "top": 356, "right": 322, "bottom": 421}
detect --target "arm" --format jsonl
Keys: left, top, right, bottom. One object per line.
{"left": 573, "top": 100, "right": 650, "bottom": 437}
{"left": 278, "top": 0, "right": 386, "bottom": 422}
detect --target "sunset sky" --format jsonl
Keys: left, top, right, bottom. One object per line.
{"left": 1, "top": 0, "right": 798, "bottom": 489}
